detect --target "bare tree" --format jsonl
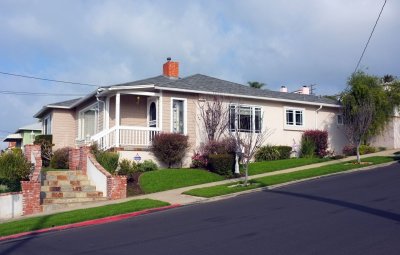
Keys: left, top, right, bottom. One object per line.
{"left": 342, "top": 97, "right": 375, "bottom": 163}
{"left": 230, "top": 129, "right": 271, "bottom": 185}
{"left": 197, "top": 96, "right": 230, "bottom": 142}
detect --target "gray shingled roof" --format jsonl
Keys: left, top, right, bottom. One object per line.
{"left": 110, "top": 74, "right": 338, "bottom": 105}
{"left": 49, "top": 98, "right": 82, "bottom": 107}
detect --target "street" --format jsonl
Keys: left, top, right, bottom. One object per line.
{"left": 1, "top": 163, "right": 400, "bottom": 255}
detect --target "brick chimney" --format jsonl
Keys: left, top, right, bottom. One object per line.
{"left": 163, "top": 57, "right": 179, "bottom": 78}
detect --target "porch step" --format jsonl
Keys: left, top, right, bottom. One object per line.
{"left": 41, "top": 191, "right": 103, "bottom": 199}
{"left": 43, "top": 197, "right": 108, "bottom": 204}
{"left": 41, "top": 185, "right": 97, "bottom": 192}
{"left": 40, "top": 170, "right": 108, "bottom": 213}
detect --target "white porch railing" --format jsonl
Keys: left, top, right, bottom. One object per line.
{"left": 90, "top": 126, "right": 161, "bottom": 150}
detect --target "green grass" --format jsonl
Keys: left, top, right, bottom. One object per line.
{"left": 0, "top": 199, "right": 169, "bottom": 237}
{"left": 184, "top": 156, "right": 397, "bottom": 198}
{"left": 247, "top": 158, "right": 330, "bottom": 176}
{"left": 139, "top": 169, "right": 225, "bottom": 194}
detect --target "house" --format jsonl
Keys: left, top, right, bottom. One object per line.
{"left": 3, "top": 123, "right": 42, "bottom": 150}
{"left": 33, "top": 59, "right": 348, "bottom": 166}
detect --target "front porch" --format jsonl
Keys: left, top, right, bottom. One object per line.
{"left": 77, "top": 91, "right": 162, "bottom": 150}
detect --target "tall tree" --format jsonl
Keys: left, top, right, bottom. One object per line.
{"left": 341, "top": 71, "right": 400, "bottom": 163}
{"left": 247, "top": 81, "right": 265, "bottom": 89}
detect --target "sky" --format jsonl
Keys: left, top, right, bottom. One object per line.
{"left": 0, "top": 0, "right": 399, "bottom": 147}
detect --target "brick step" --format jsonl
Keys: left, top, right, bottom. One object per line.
{"left": 43, "top": 173, "right": 88, "bottom": 182}
{"left": 43, "top": 170, "right": 84, "bottom": 176}
{"left": 42, "top": 180, "right": 91, "bottom": 186}
{"left": 41, "top": 185, "right": 97, "bottom": 192}
{"left": 41, "top": 200, "right": 109, "bottom": 213}
{"left": 41, "top": 191, "right": 103, "bottom": 199}
{"left": 43, "top": 197, "right": 108, "bottom": 204}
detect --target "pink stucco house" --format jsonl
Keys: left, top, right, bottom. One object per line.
{"left": 34, "top": 59, "right": 350, "bottom": 165}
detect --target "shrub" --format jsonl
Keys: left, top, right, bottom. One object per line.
{"left": 34, "top": 135, "right": 53, "bottom": 167}
{"left": 200, "top": 138, "right": 236, "bottom": 158}
{"left": 151, "top": 133, "right": 189, "bottom": 168}
{"left": 359, "top": 145, "right": 376, "bottom": 155}
{"left": 0, "top": 178, "right": 21, "bottom": 193}
{"left": 118, "top": 159, "right": 138, "bottom": 181}
{"left": 191, "top": 152, "right": 208, "bottom": 168}
{"left": 300, "top": 137, "right": 316, "bottom": 158}
{"left": 137, "top": 160, "right": 158, "bottom": 172}
{"left": 50, "top": 147, "right": 70, "bottom": 169}
{"left": 0, "top": 151, "right": 31, "bottom": 183}
{"left": 95, "top": 151, "right": 119, "bottom": 174}
{"left": 255, "top": 145, "right": 280, "bottom": 161}
{"left": 343, "top": 144, "right": 356, "bottom": 156}
{"left": 208, "top": 154, "right": 235, "bottom": 177}
{"left": 275, "top": 146, "right": 292, "bottom": 159}
{"left": 300, "top": 130, "right": 328, "bottom": 158}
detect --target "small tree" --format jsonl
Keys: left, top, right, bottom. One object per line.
{"left": 197, "top": 96, "right": 230, "bottom": 142}
{"left": 151, "top": 133, "right": 189, "bottom": 168}
{"left": 247, "top": 81, "right": 265, "bottom": 89}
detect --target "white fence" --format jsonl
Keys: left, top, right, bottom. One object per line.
{"left": 0, "top": 192, "right": 23, "bottom": 221}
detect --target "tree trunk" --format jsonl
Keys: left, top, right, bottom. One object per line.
{"left": 234, "top": 153, "right": 240, "bottom": 174}
{"left": 244, "top": 163, "right": 249, "bottom": 186}
{"left": 356, "top": 141, "right": 361, "bottom": 163}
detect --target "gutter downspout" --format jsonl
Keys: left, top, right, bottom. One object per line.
{"left": 315, "top": 105, "right": 323, "bottom": 129}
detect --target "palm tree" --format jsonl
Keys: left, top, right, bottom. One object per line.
{"left": 247, "top": 81, "right": 265, "bottom": 89}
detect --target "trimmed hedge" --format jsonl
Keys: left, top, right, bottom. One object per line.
{"left": 208, "top": 154, "right": 235, "bottom": 177}
{"left": 255, "top": 145, "right": 292, "bottom": 161}
{"left": 151, "top": 133, "right": 189, "bottom": 168}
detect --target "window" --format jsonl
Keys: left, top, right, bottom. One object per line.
{"left": 337, "top": 114, "right": 344, "bottom": 125}
{"left": 43, "top": 115, "right": 52, "bottom": 134}
{"left": 285, "top": 108, "right": 304, "bottom": 127}
{"left": 149, "top": 102, "right": 157, "bottom": 127}
{"left": 79, "top": 103, "right": 98, "bottom": 139}
{"left": 172, "top": 99, "right": 186, "bottom": 134}
{"left": 229, "top": 104, "right": 262, "bottom": 133}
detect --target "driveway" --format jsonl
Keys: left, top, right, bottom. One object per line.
{"left": 1, "top": 163, "right": 400, "bottom": 255}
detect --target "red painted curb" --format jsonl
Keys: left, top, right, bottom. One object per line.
{"left": 0, "top": 204, "right": 181, "bottom": 242}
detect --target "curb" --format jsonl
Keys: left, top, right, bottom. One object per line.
{"left": 0, "top": 204, "right": 181, "bottom": 242}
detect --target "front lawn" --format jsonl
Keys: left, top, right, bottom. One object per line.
{"left": 0, "top": 199, "right": 169, "bottom": 237}
{"left": 139, "top": 169, "right": 225, "bottom": 194}
{"left": 184, "top": 156, "right": 397, "bottom": 198}
{"left": 248, "top": 157, "right": 330, "bottom": 176}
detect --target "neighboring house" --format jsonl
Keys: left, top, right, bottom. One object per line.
{"left": 3, "top": 123, "right": 42, "bottom": 150}
{"left": 33, "top": 59, "right": 348, "bottom": 166}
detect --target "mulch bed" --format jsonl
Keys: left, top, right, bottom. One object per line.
{"left": 127, "top": 172, "right": 144, "bottom": 196}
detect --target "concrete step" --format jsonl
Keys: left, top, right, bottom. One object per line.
{"left": 41, "top": 191, "right": 103, "bottom": 199}
{"left": 42, "top": 180, "right": 91, "bottom": 186}
{"left": 43, "top": 174, "right": 88, "bottom": 182}
{"left": 41, "top": 200, "right": 109, "bottom": 213}
{"left": 43, "top": 197, "right": 108, "bottom": 204}
{"left": 44, "top": 170, "right": 84, "bottom": 176}
{"left": 41, "top": 185, "right": 97, "bottom": 192}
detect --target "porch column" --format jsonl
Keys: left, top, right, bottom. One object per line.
{"left": 115, "top": 93, "right": 120, "bottom": 147}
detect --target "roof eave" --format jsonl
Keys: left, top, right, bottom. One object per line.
{"left": 155, "top": 86, "right": 341, "bottom": 108}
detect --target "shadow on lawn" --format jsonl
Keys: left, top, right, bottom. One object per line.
{"left": 1, "top": 215, "right": 52, "bottom": 254}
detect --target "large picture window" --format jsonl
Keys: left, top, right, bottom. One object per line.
{"left": 229, "top": 105, "right": 262, "bottom": 133}
{"left": 285, "top": 108, "right": 304, "bottom": 127}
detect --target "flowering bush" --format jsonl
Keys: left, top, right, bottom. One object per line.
{"left": 301, "top": 130, "right": 328, "bottom": 158}
{"left": 191, "top": 152, "right": 208, "bottom": 168}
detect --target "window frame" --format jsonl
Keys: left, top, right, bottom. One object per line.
{"left": 284, "top": 107, "right": 305, "bottom": 130}
{"left": 78, "top": 102, "right": 99, "bottom": 140}
{"left": 43, "top": 113, "right": 52, "bottom": 135}
{"left": 170, "top": 97, "right": 187, "bottom": 135}
{"left": 229, "top": 104, "right": 263, "bottom": 133}
{"left": 337, "top": 114, "right": 344, "bottom": 125}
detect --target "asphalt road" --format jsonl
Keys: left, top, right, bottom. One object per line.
{"left": 1, "top": 163, "right": 400, "bottom": 255}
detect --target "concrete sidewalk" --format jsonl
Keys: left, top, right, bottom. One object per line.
{"left": 4, "top": 149, "right": 397, "bottom": 222}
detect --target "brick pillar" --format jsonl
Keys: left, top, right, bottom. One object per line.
{"left": 21, "top": 181, "right": 42, "bottom": 215}
{"left": 24, "top": 144, "right": 42, "bottom": 181}
{"left": 107, "top": 176, "right": 127, "bottom": 200}
{"left": 69, "top": 148, "right": 80, "bottom": 170}
{"left": 79, "top": 146, "right": 91, "bottom": 174}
